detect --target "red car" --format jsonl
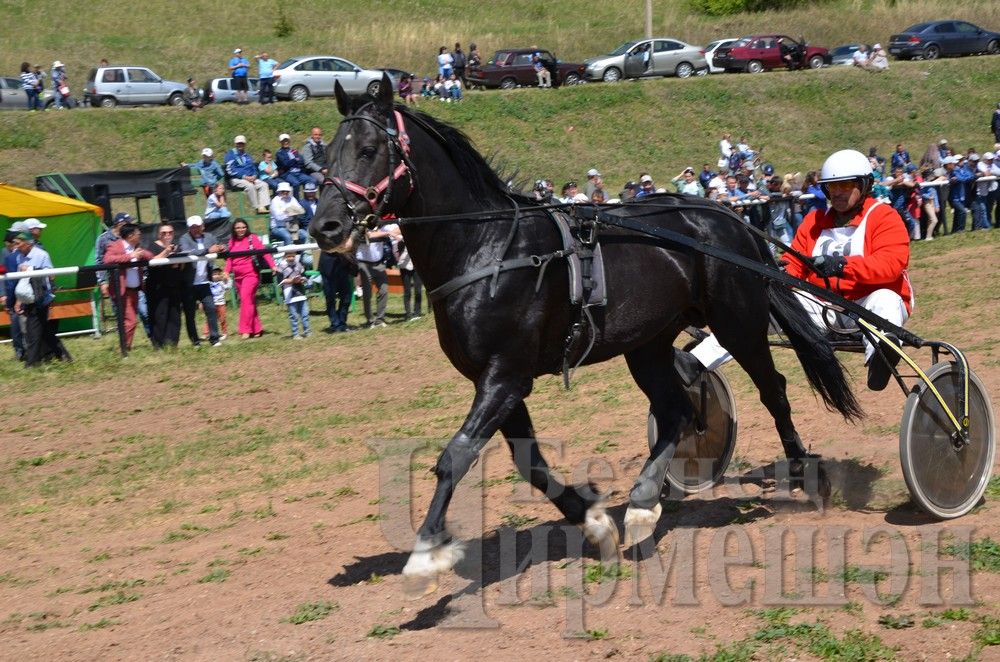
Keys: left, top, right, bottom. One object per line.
{"left": 466, "top": 48, "right": 586, "bottom": 89}
{"left": 711, "top": 35, "right": 831, "bottom": 73}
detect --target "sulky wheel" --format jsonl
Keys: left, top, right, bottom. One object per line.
{"left": 899, "top": 361, "right": 996, "bottom": 519}
{"left": 649, "top": 369, "right": 738, "bottom": 494}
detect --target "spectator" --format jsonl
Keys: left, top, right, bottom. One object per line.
{"left": 278, "top": 253, "right": 311, "bottom": 339}
{"left": 95, "top": 212, "right": 131, "bottom": 302}
{"left": 800, "top": 171, "right": 827, "bottom": 214}
{"left": 993, "top": 102, "right": 1000, "bottom": 143}
{"left": 144, "top": 222, "right": 185, "bottom": 349}
{"left": 532, "top": 179, "right": 554, "bottom": 203}
{"left": 223, "top": 217, "right": 276, "bottom": 340}
{"left": 467, "top": 43, "right": 482, "bottom": 88}
{"left": 9, "top": 233, "right": 71, "bottom": 366}
{"left": 760, "top": 175, "right": 794, "bottom": 249}
{"left": 178, "top": 215, "right": 225, "bottom": 347}
{"left": 937, "top": 139, "right": 950, "bottom": 160}
{"left": 205, "top": 267, "right": 231, "bottom": 340}
{"left": 398, "top": 73, "right": 417, "bottom": 105}
{"left": 2, "top": 224, "right": 26, "bottom": 360}
{"left": 19, "top": 62, "right": 43, "bottom": 111}
{"left": 355, "top": 223, "right": 392, "bottom": 328}
{"left": 452, "top": 43, "right": 467, "bottom": 87}
{"left": 255, "top": 51, "right": 278, "bottom": 104}
{"left": 437, "top": 46, "right": 454, "bottom": 79}
{"left": 584, "top": 169, "right": 604, "bottom": 198}
{"left": 51, "top": 60, "right": 73, "bottom": 109}
{"left": 851, "top": 44, "right": 869, "bottom": 68}
{"left": 634, "top": 174, "right": 656, "bottom": 199}
{"left": 699, "top": 164, "right": 716, "bottom": 191}
{"left": 620, "top": 181, "right": 639, "bottom": 202}
{"left": 191, "top": 148, "right": 225, "bottom": 196}
{"left": 302, "top": 127, "right": 330, "bottom": 186}
{"left": 989, "top": 151, "right": 1000, "bottom": 228}
{"left": 228, "top": 48, "right": 250, "bottom": 104}
{"left": 533, "top": 54, "right": 551, "bottom": 88}
{"left": 258, "top": 149, "right": 283, "bottom": 193}
{"left": 275, "top": 133, "right": 312, "bottom": 197}
{"left": 671, "top": 167, "right": 704, "bottom": 196}
{"left": 270, "top": 181, "right": 307, "bottom": 245}
{"left": 23, "top": 218, "right": 46, "bottom": 248}
{"left": 890, "top": 143, "right": 910, "bottom": 170}
{"left": 591, "top": 189, "right": 607, "bottom": 204}
{"left": 885, "top": 164, "right": 918, "bottom": 238}
{"left": 754, "top": 163, "right": 776, "bottom": 191}
{"left": 385, "top": 220, "right": 423, "bottom": 321}
{"left": 445, "top": 73, "right": 463, "bottom": 101}
{"left": 918, "top": 143, "right": 942, "bottom": 170}
{"left": 102, "top": 223, "right": 170, "bottom": 350}
{"left": 183, "top": 78, "right": 203, "bottom": 110}
{"left": 300, "top": 181, "right": 320, "bottom": 224}
{"left": 560, "top": 181, "right": 580, "bottom": 203}
{"left": 920, "top": 168, "right": 947, "bottom": 239}
{"left": 204, "top": 182, "right": 232, "bottom": 221}
{"left": 420, "top": 77, "right": 435, "bottom": 97}
{"left": 971, "top": 153, "right": 995, "bottom": 231}
{"left": 319, "top": 251, "right": 354, "bottom": 333}
{"left": 225, "top": 135, "right": 271, "bottom": 214}
{"left": 944, "top": 156, "right": 973, "bottom": 232}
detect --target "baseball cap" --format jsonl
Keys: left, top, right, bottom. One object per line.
{"left": 186, "top": 215, "right": 204, "bottom": 227}
{"left": 683, "top": 166, "right": 695, "bottom": 174}
{"left": 23, "top": 218, "right": 47, "bottom": 230}
{"left": 970, "top": 153, "right": 980, "bottom": 161}
{"left": 15, "top": 231, "right": 33, "bottom": 242}
{"left": 586, "top": 168, "right": 601, "bottom": 177}
{"left": 234, "top": 134, "right": 247, "bottom": 144}
{"left": 762, "top": 163, "right": 775, "bottom": 175}
{"left": 939, "top": 139, "right": 948, "bottom": 145}
{"left": 562, "top": 181, "right": 577, "bottom": 192}
{"left": 234, "top": 48, "right": 242, "bottom": 54}
{"left": 113, "top": 212, "right": 133, "bottom": 225}
{"left": 278, "top": 133, "right": 291, "bottom": 142}
{"left": 303, "top": 181, "right": 318, "bottom": 192}
{"left": 201, "top": 147, "right": 213, "bottom": 157}
{"left": 905, "top": 163, "right": 918, "bottom": 173}
{"left": 640, "top": 174, "right": 653, "bottom": 183}
{"left": 276, "top": 181, "right": 293, "bottom": 192}
{"left": 984, "top": 152, "right": 996, "bottom": 159}
{"left": 9, "top": 221, "right": 26, "bottom": 232}
{"left": 53, "top": 60, "right": 64, "bottom": 68}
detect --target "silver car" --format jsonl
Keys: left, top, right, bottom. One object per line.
{"left": 273, "top": 55, "right": 385, "bottom": 102}
{"left": 0, "top": 76, "right": 54, "bottom": 110}
{"left": 584, "top": 38, "right": 708, "bottom": 82}
{"left": 84, "top": 66, "right": 187, "bottom": 107}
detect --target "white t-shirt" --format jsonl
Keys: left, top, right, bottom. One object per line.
{"left": 852, "top": 50, "right": 867, "bottom": 65}
{"left": 976, "top": 161, "right": 998, "bottom": 196}
{"left": 124, "top": 243, "right": 141, "bottom": 288}
{"left": 193, "top": 238, "right": 209, "bottom": 284}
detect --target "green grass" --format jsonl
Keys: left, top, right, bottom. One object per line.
{"left": 944, "top": 538, "right": 1000, "bottom": 573}
{"left": 282, "top": 600, "right": 339, "bottom": 625}
{"left": 367, "top": 624, "right": 401, "bottom": 639}
{"left": 583, "top": 562, "right": 633, "bottom": 585}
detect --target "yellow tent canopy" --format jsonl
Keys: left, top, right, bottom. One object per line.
{"left": 0, "top": 183, "right": 102, "bottom": 219}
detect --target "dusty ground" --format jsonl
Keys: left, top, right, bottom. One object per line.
{"left": 0, "top": 237, "right": 998, "bottom": 661}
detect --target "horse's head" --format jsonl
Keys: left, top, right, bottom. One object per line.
{"left": 309, "top": 72, "right": 414, "bottom": 253}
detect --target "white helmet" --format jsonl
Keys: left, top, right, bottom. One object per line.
{"left": 818, "top": 149, "right": 874, "bottom": 197}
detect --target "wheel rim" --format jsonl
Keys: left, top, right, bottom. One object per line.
{"left": 809, "top": 56, "right": 823, "bottom": 69}
{"left": 169, "top": 94, "right": 182, "bottom": 106}
{"left": 291, "top": 86, "right": 308, "bottom": 102}
{"left": 676, "top": 63, "right": 693, "bottom": 78}
{"left": 653, "top": 370, "right": 738, "bottom": 495}
{"left": 101, "top": 97, "right": 116, "bottom": 107}
{"left": 925, "top": 45, "right": 939, "bottom": 60}
{"left": 500, "top": 78, "right": 516, "bottom": 89}
{"left": 366, "top": 82, "right": 380, "bottom": 96}
{"left": 564, "top": 74, "right": 579, "bottom": 85}
{"left": 748, "top": 61, "right": 763, "bottom": 73}
{"left": 899, "top": 362, "right": 996, "bottom": 519}
{"left": 603, "top": 68, "right": 621, "bottom": 82}
{"left": 988, "top": 40, "right": 999, "bottom": 55}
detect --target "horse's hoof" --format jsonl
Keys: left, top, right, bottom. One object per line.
{"left": 581, "top": 500, "right": 620, "bottom": 564}
{"left": 402, "top": 573, "right": 439, "bottom": 600}
{"left": 401, "top": 538, "right": 465, "bottom": 598}
{"left": 623, "top": 502, "right": 662, "bottom": 547}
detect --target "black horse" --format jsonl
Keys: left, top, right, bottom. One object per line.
{"left": 310, "top": 75, "right": 861, "bottom": 594}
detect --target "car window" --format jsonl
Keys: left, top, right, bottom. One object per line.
{"left": 276, "top": 58, "right": 298, "bottom": 70}
{"left": 218, "top": 79, "right": 230, "bottom": 90}
{"left": 753, "top": 38, "right": 775, "bottom": 49}
{"left": 933, "top": 22, "right": 954, "bottom": 34}
{"left": 2, "top": 78, "right": 16, "bottom": 88}
{"left": 491, "top": 52, "right": 513, "bottom": 65}
{"left": 127, "top": 68, "right": 158, "bottom": 83}
{"left": 103, "top": 68, "right": 125, "bottom": 83}
{"left": 664, "top": 41, "right": 684, "bottom": 51}
{"left": 332, "top": 59, "right": 356, "bottom": 72}
{"left": 954, "top": 22, "right": 978, "bottom": 34}
{"left": 296, "top": 59, "right": 319, "bottom": 72}
{"left": 903, "top": 23, "right": 931, "bottom": 33}
{"left": 513, "top": 54, "right": 533, "bottom": 66}
{"left": 610, "top": 42, "right": 638, "bottom": 56}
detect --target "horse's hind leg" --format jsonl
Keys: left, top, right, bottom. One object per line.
{"left": 501, "top": 401, "right": 618, "bottom": 562}
{"left": 623, "top": 340, "right": 694, "bottom": 547}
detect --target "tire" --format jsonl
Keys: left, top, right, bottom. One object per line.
{"left": 987, "top": 39, "right": 999, "bottom": 55}
{"left": 675, "top": 62, "right": 694, "bottom": 78}
{"left": 923, "top": 44, "right": 940, "bottom": 60}
{"left": 366, "top": 80, "right": 381, "bottom": 97}
{"left": 563, "top": 72, "right": 581, "bottom": 85}
{"left": 695, "top": 67, "right": 709, "bottom": 77}
{"left": 650, "top": 369, "right": 738, "bottom": 496}
{"left": 167, "top": 92, "right": 184, "bottom": 107}
{"left": 289, "top": 85, "right": 309, "bottom": 102}
{"left": 808, "top": 55, "right": 824, "bottom": 69}
{"left": 499, "top": 77, "right": 517, "bottom": 90}
{"left": 746, "top": 60, "right": 764, "bottom": 74}
{"left": 99, "top": 96, "right": 117, "bottom": 108}
{"left": 899, "top": 362, "right": 996, "bottom": 519}
{"left": 602, "top": 67, "right": 622, "bottom": 83}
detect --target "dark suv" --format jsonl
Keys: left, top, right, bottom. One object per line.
{"left": 466, "top": 48, "right": 585, "bottom": 89}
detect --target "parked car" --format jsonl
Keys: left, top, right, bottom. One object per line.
{"left": 203, "top": 77, "right": 260, "bottom": 104}
{"left": 704, "top": 38, "right": 739, "bottom": 73}
{"left": 584, "top": 38, "right": 708, "bottom": 81}
{"left": 712, "top": 35, "right": 831, "bottom": 73}
{"left": 378, "top": 68, "right": 411, "bottom": 88}
{"left": 84, "top": 66, "right": 187, "bottom": 107}
{"left": 829, "top": 43, "right": 870, "bottom": 66}
{"left": 466, "top": 48, "right": 585, "bottom": 89}
{"left": 0, "top": 76, "right": 54, "bottom": 109}
{"left": 888, "top": 20, "right": 1000, "bottom": 60}
{"left": 272, "top": 55, "right": 386, "bottom": 102}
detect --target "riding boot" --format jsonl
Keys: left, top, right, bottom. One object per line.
{"left": 673, "top": 349, "right": 704, "bottom": 388}
{"left": 867, "top": 333, "right": 902, "bottom": 391}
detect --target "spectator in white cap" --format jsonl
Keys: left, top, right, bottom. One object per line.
{"left": 228, "top": 48, "right": 251, "bottom": 103}
{"left": 189, "top": 147, "right": 225, "bottom": 196}
{"left": 671, "top": 166, "right": 704, "bottom": 197}
{"left": 634, "top": 173, "right": 656, "bottom": 199}
{"left": 22, "top": 218, "right": 47, "bottom": 247}
{"left": 178, "top": 215, "right": 226, "bottom": 346}
{"left": 937, "top": 139, "right": 950, "bottom": 160}
{"left": 51, "top": 60, "right": 71, "bottom": 109}
{"left": 585, "top": 168, "right": 604, "bottom": 198}
{"left": 971, "top": 151, "right": 996, "bottom": 231}
{"left": 224, "top": 135, "right": 271, "bottom": 214}
{"left": 869, "top": 44, "right": 888, "bottom": 71}
{"left": 275, "top": 133, "right": 313, "bottom": 197}
{"left": 270, "top": 181, "right": 309, "bottom": 248}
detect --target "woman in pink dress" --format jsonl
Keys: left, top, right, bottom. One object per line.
{"left": 224, "top": 218, "right": 276, "bottom": 338}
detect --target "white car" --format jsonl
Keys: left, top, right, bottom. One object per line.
{"left": 704, "top": 38, "right": 739, "bottom": 74}
{"left": 272, "top": 55, "right": 386, "bottom": 102}
{"left": 584, "top": 38, "right": 708, "bottom": 82}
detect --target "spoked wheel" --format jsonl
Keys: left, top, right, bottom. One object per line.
{"left": 899, "top": 362, "right": 996, "bottom": 519}
{"left": 649, "top": 369, "right": 738, "bottom": 494}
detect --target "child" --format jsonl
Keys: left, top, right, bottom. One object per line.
{"left": 258, "top": 149, "right": 282, "bottom": 193}
{"left": 204, "top": 267, "right": 231, "bottom": 339}
{"left": 278, "top": 253, "right": 310, "bottom": 339}
{"left": 445, "top": 73, "right": 462, "bottom": 102}
{"left": 420, "top": 77, "right": 434, "bottom": 98}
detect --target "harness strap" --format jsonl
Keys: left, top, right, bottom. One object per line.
{"left": 428, "top": 250, "right": 572, "bottom": 303}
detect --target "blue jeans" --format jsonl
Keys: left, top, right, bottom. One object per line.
{"left": 281, "top": 171, "right": 313, "bottom": 198}
{"left": 287, "top": 299, "right": 310, "bottom": 337}
{"left": 6, "top": 306, "right": 24, "bottom": 359}
{"left": 891, "top": 197, "right": 917, "bottom": 237}
{"left": 949, "top": 198, "right": 967, "bottom": 232}
{"left": 970, "top": 197, "right": 990, "bottom": 231}
{"left": 270, "top": 226, "right": 307, "bottom": 245}
{"left": 322, "top": 267, "right": 353, "bottom": 330}
{"left": 138, "top": 289, "right": 151, "bottom": 337}
{"left": 25, "top": 88, "right": 42, "bottom": 110}
{"left": 262, "top": 177, "right": 284, "bottom": 192}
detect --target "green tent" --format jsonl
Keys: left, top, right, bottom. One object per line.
{"left": 1, "top": 184, "right": 103, "bottom": 334}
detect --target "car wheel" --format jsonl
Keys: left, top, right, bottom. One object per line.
{"left": 99, "top": 96, "right": 117, "bottom": 108}
{"left": 366, "top": 80, "right": 381, "bottom": 97}
{"left": 695, "top": 67, "right": 709, "bottom": 77}
{"left": 746, "top": 60, "right": 764, "bottom": 74}
{"left": 923, "top": 44, "right": 940, "bottom": 60}
{"left": 499, "top": 77, "right": 517, "bottom": 90}
{"left": 808, "top": 55, "right": 824, "bottom": 69}
{"left": 987, "top": 39, "right": 999, "bottom": 55}
{"left": 602, "top": 67, "right": 622, "bottom": 83}
{"left": 563, "top": 72, "right": 581, "bottom": 85}
{"left": 167, "top": 92, "right": 184, "bottom": 107}
{"left": 675, "top": 62, "right": 694, "bottom": 78}
{"left": 290, "top": 85, "right": 309, "bottom": 102}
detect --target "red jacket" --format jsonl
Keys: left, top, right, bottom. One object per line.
{"left": 785, "top": 197, "right": 913, "bottom": 313}
{"left": 103, "top": 239, "right": 154, "bottom": 296}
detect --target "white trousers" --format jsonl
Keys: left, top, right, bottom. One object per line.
{"left": 689, "top": 288, "right": 909, "bottom": 369}
{"left": 231, "top": 178, "right": 271, "bottom": 209}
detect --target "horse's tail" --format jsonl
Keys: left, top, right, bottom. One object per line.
{"left": 767, "top": 282, "right": 864, "bottom": 421}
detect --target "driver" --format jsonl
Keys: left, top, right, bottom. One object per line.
{"left": 683, "top": 148, "right": 913, "bottom": 391}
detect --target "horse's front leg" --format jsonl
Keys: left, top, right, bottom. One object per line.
{"left": 402, "top": 363, "right": 530, "bottom": 596}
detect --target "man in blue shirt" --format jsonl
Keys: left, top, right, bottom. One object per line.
{"left": 228, "top": 48, "right": 250, "bottom": 104}
{"left": 225, "top": 135, "right": 271, "bottom": 214}
{"left": 890, "top": 143, "right": 911, "bottom": 170}
{"left": 192, "top": 148, "right": 225, "bottom": 195}
{"left": 255, "top": 51, "right": 278, "bottom": 104}
{"left": 8, "top": 233, "right": 70, "bottom": 366}
{"left": 944, "top": 156, "right": 974, "bottom": 233}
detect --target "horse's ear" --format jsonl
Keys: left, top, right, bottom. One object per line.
{"left": 374, "top": 72, "right": 394, "bottom": 111}
{"left": 334, "top": 80, "right": 350, "bottom": 116}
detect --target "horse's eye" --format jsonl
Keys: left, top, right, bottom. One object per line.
{"left": 360, "top": 146, "right": 377, "bottom": 159}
